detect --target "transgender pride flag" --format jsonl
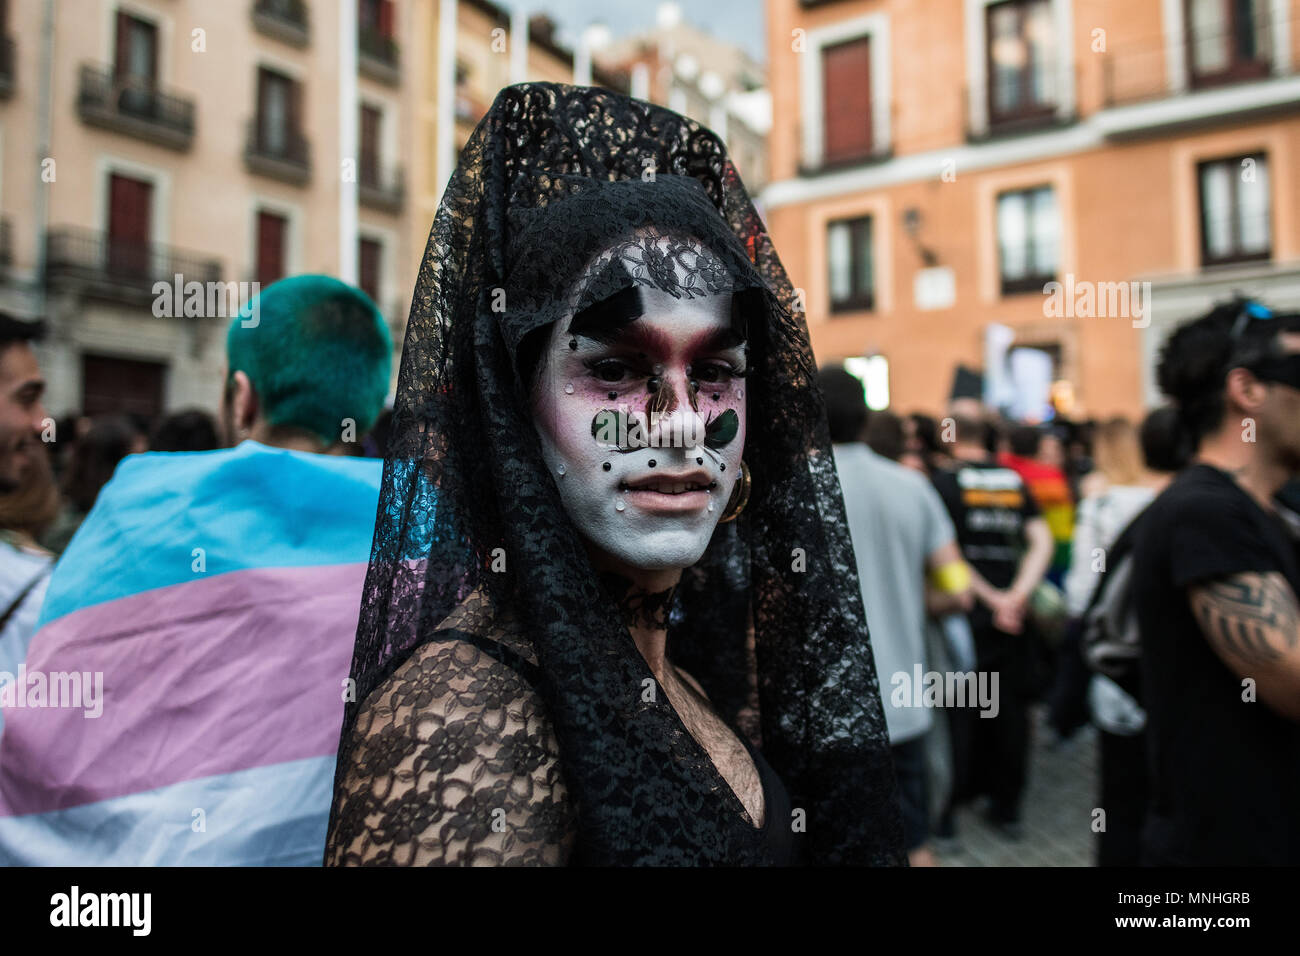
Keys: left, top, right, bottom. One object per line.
{"left": 0, "top": 441, "right": 382, "bottom": 865}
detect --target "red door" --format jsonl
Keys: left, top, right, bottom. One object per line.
{"left": 358, "top": 238, "right": 381, "bottom": 303}
{"left": 107, "top": 173, "right": 153, "bottom": 277}
{"left": 256, "top": 211, "right": 287, "bottom": 287}
{"left": 81, "top": 354, "right": 165, "bottom": 419}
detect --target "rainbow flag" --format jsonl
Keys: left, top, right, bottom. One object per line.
{"left": 0, "top": 441, "right": 382, "bottom": 865}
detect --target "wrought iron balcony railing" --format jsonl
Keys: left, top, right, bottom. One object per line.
{"left": 244, "top": 119, "right": 312, "bottom": 186}
{"left": 45, "top": 226, "right": 222, "bottom": 303}
{"left": 358, "top": 157, "right": 405, "bottom": 213}
{"left": 252, "top": 0, "right": 310, "bottom": 47}
{"left": 358, "top": 28, "right": 399, "bottom": 84}
{"left": 76, "top": 63, "right": 196, "bottom": 151}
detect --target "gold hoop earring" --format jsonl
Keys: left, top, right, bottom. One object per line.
{"left": 718, "top": 460, "right": 750, "bottom": 523}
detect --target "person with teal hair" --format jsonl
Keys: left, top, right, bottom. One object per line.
{"left": 223, "top": 274, "right": 392, "bottom": 452}
{"left": 0, "top": 274, "right": 395, "bottom": 865}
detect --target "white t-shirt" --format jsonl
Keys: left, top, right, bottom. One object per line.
{"left": 832, "top": 444, "right": 957, "bottom": 744}
{"left": 0, "top": 538, "right": 52, "bottom": 672}
{"left": 1064, "top": 484, "right": 1156, "bottom": 616}
{"left": 0, "top": 537, "right": 53, "bottom": 737}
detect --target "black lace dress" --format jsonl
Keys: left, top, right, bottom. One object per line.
{"left": 324, "top": 82, "right": 906, "bottom": 866}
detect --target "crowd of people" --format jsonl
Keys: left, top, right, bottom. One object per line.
{"left": 0, "top": 83, "right": 1296, "bottom": 867}
{"left": 823, "top": 295, "right": 1300, "bottom": 866}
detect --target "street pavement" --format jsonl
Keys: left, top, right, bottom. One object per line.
{"left": 934, "top": 705, "right": 1098, "bottom": 866}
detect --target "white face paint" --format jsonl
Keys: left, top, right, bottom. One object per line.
{"left": 531, "top": 283, "right": 748, "bottom": 572}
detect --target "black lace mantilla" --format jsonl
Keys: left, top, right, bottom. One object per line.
{"left": 325, "top": 82, "right": 906, "bottom": 866}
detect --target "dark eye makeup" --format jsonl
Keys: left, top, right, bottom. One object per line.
{"left": 580, "top": 354, "right": 747, "bottom": 388}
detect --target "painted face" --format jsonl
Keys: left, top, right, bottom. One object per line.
{"left": 531, "top": 279, "right": 748, "bottom": 572}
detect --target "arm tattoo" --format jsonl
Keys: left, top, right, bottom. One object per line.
{"left": 1191, "top": 572, "right": 1300, "bottom": 666}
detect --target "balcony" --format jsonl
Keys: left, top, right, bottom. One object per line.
{"left": 251, "top": 0, "right": 310, "bottom": 48}
{"left": 1095, "top": 29, "right": 1300, "bottom": 140}
{"left": 76, "top": 64, "right": 196, "bottom": 151}
{"left": 45, "top": 226, "right": 222, "bottom": 305}
{"left": 358, "top": 29, "right": 399, "bottom": 85}
{"left": 358, "top": 159, "right": 405, "bottom": 213}
{"left": 244, "top": 119, "right": 311, "bottom": 186}
{"left": 796, "top": 107, "right": 895, "bottom": 176}
{"left": 965, "top": 76, "right": 1075, "bottom": 143}
{"left": 0, "top": 37, "right": 14, "bottom": 99}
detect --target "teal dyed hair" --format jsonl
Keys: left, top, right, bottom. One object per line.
{"left": 225, "top": 275, "right": 393, "bottom": 444}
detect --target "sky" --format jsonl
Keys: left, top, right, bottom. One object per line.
{"left": 490, "top": 0, "right": 768, "bottom": 64}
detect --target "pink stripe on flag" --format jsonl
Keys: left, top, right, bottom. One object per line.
{"left": 0, "top": 563, "right": 367, "bottom": 818}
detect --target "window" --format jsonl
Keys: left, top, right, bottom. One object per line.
{"left": 821, "top": 35, "right": 873, "bottom": 165}
{"left": 256, "top": 67, "right": 300, "bottom": 157}
{"left": 114, "top": 11, "right": 157, "bottom": 83}
{"left": 1187, "top": 0, "right": 1271, "bottom": 87}
{"left": 997, "top": 185, "right": 1059, "bottom": 294}
{"left": 359, "top": 237, "right": 382, "bottom": 304}
{"left": 827, "top": 216, "right": 874, "bottom": 313}
{"left": 359, "top": 0, "right": 394, "bottom": 38}
{"left": 358, "top": 0, "right": 396, "bottom": 61}
{"left": 114, "top": 11, "right": 158, "bottom": 117}
{"left": 986, "top": 0, "right": 1056, "bottom": 128}
{"left": 1198, "top": 153, "right": 1271, "bottom": 266}
{"left": 256, "top": 210, "right": 288, "bottom": 286}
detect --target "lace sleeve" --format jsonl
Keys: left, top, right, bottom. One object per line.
{"left": 325, "top": 629, "right": 577, "bottom": 866}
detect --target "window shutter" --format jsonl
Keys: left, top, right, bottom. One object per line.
{"left": 114, "top": 10, "right": 131, "bottom": 78}
{"left": 359, "top": 239, "right": 381, "bottom": 303}
{"left": 822, "top": 36, "right": 873, "bottom": 165}
{"left": 257, "top": 212, "right": 287, "bottom": 286}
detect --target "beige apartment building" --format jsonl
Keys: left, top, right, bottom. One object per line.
{"left": 0, "top": 0, "right": 414, "bottom": 421}
{"left": 405, "top": 0, "right": 628, "bottom": 296}
{"left": 0, "top": 0, "right": 636, "bottom": 422}
{"left": 764, "top": 0, "right": 1300, "bottom": 418}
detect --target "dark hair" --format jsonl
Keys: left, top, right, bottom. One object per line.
{"left": 908, "top": 413, "right": 939, "bottom": 455}
{"left": 817, "top": 365, "right": 868, "bottom": 444}
{"left": 865, "top": 410, "right": 905, "bottom": 461}
{"left": 950, "top": 413, "right": 985, "bottom": 445}
{"left": 0, "top": 314, "right": 45, "bottom": 355}
{"left": 64, "top": 415, "right": 136, "bottom": 513}
{"left": 1157, "top": 297, "right": 1300, "bottom": 445}
{"left": 1008, "top": 423, "right": 1043, "bottom": 457}
{"left": 1139, "top": 405, "right": 1190, "bottom": 474}
{"left": 150, "top": 408, "right": 220, "bottom": 452}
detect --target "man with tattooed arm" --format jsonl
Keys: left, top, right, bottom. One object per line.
{"left": 1132, "top": 299, "right": 1300, "bottom": 865}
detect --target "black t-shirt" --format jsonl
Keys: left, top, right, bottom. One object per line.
{"left": 931, "top": 458, "right": 1040, "bottom": 590}
{"left": 1132, "top": 464, "right": 1300, "bottom": 865}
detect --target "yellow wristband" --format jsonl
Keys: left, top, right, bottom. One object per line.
{"left": 930, "top": 561, "right": 971, "bottom": 595}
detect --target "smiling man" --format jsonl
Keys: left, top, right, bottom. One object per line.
{"left": 0, "top": 315, "right": 51, "bottom": 686}
{"left": 0, "top": 315, "right": 46, "bottom": 495}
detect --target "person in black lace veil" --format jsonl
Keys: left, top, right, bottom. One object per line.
{"left": 324, "top": 82, "right": 906, "bottom": 866}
